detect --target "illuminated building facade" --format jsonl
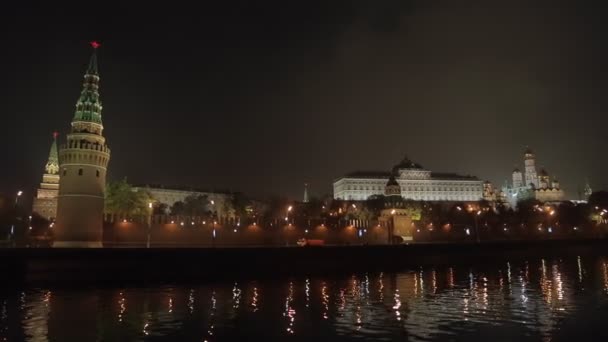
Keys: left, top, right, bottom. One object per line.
{"left": 333, "top": 156, "right": 483, "bottom": 201}
{"left": 54, "top": 42, "right": 111, "bottom": 247}
{"left": 32, "top": 133, "right": 60, "bottom": 220}
{"left": 502, "top": 147, "right": 565, "bottom": 207}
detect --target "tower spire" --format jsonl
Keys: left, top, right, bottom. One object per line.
{"left": 303, "top": 183, "right": 309, "bottom": 203}
{"left": 45, "top": 132, "right": 59, "bottom": 174}
{"left": 87, "top": 41, "right": 100, "bottom": 75}
{"left": 74, "top": 41, "right": 103, "bottom": 125}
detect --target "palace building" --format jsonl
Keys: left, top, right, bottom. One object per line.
{"left": 32, "top": 133, "right": 60, "bottom": 220}
{"left": 333, "top": 156, "right": 484, "bottom": 201}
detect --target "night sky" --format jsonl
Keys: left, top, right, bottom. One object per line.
{"left": 1, "top": 1, "right": 607, "bottom": 202}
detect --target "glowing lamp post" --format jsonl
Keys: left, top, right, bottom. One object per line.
{"left": 463, "top": 206, "right": 481, "bottom": 243}
{"left": 473, "top": 210, "right": 481, "bottom": 243}
{"left": 146, "top": 202, "right": 153, "bottom": 248}
{"left": 212, "top": 221, "right": 217, "bottom": 247}
{"left": 9, "top": 191, "right": 23, "bottom": 246}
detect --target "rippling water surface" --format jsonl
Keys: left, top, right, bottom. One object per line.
{"left": 3, "top": 255, "right": 608, "bottom": 341}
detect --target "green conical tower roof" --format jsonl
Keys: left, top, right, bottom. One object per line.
{"left": 45, "top": 132, "right": 59, "bottom": 175}
{"left": 87, "top": 44, "right": 98, "bottom": 75}
{"left": 73, "top": 42, "right": 103, "bottom": 124}
{"left": 48, "top": 132, "right": 58, "bottom": 162}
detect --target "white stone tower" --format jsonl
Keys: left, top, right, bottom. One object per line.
{"left": 32, "top": 132, "right": 60, "bottom": 220}
{"left": 512, "top": 167, "right": 523, "bottom": 188}
{"left": 523, "top": 147, "right": 538, "bottom": 188}
{"left": 54, "top": 42, "right": 111, "bottom": 248}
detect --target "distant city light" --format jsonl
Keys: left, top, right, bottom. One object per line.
{"left": 465, "top": 228, "right": 470, "bottom": 236}
{"left": 548, "top": 227, "right": 553, "bottom": 233}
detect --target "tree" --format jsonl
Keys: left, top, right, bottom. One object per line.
{"left": 171, "top": 194, "right": 212, "bottom": 217}
{"left": 153, "top": 203, "right": 169, "bottom": 215}
{"left": 105, "top": 179, "right": 151, "bottom": 216}
{"left": 588, "top": 191, "right": 608, "bottom": 209}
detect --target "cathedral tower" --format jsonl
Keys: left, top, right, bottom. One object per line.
{"left": 512, "top": 167, "right": 523, "bottom": 188}
{"left": 32, "top": 132, "right": 60, "bottom": 220}
{"left": 523, "top": 147, "right": 539, "bottom": 188}
{"left": 303, "top": 183, "right": 309, "bottom": 203}
{"left": 54, "top": 42, "right": 111, "bottom": 248}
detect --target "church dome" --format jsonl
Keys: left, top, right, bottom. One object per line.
{"left": 512, "top": 167, "right": 521, "bottom": 173}
{"left": 386, "top": 175, "right": 399, "bottom": 187}
{"left": 539, "top": 168, "right": 549, "bottom": 176}
{"left": 392, "top": 156, "right": 423, "bottom": 172}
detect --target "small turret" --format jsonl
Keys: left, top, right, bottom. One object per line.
{"left": 551, "top": 177, "right": 560, "bottom": 190}
{"left": 539, "top": 168, "right": 550, "bottom": 189}
{"left": 584, "top": 181, "right": 592, "bottom": 200}
{"left": 385, "top": 175, "right": 402, "bottom": 197}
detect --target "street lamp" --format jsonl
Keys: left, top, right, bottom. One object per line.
{"left": 473, "top": 210, "right": 481, "bottom": 243}
{"left": 146, "top": 202, "right": 153, "bottom": 248}
{"left": 285, "top": 205, "right": 293, "bottom": 223}
{"left": 212, "top": 221, "right": 217, "bottom": 247}
{"left": 9, "top": 191, "right": 23, "bottom": 246}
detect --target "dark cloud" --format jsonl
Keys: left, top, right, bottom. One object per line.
{"left": 1, "top": 0, "right": 606, "bottom": 202}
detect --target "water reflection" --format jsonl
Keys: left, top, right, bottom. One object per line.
{"left": 2, "top": 256, "right": 608, "bottom": 341}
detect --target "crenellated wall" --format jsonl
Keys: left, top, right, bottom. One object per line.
{"left": 102, "top": 215, "right": 389, "bottom": 247}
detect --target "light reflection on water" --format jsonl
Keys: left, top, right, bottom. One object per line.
{"left": 2, "top": 256, "right": 608, "bottom": 341}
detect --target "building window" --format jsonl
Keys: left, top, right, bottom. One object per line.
{"left": 96, "top": 170, "right": 100, "bottom": 178}
{"left": 78, "top": 168, "right": 83, "bottom": 176}
{"left": 63, "top": 169, "right": 67, "bottom": 176}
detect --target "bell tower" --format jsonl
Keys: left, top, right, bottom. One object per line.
{"left": 523, "top": 147, "right": 539, "bottom": 188}
{"left": 54, "top": 42, "right": 111, "bottom": 247}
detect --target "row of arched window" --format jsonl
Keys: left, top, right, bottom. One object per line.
{"left": 343, "top": 185, "right": 479, "bottom": 192}
{"left": 62, "top": 168, "right": 100, "bottom": 178}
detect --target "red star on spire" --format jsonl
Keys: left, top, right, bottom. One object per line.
{"left": 90, "top": 41, "right": 101, "bottom": 49}
{"left": 53, "top": 131, "right": 59, "bottom": 139}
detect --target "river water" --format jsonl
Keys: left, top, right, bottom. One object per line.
{"left": 2, "top": 255, "right": 608, "bottom": 341}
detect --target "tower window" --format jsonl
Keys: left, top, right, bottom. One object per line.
{"left": 96, "top": 170, "right": 100, "bottom": 178}
{"left": 78, "top": 168, "right": 83, "bottom": 176}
